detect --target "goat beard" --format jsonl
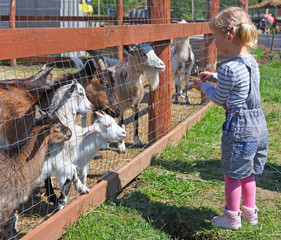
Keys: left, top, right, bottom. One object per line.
{"left": 145, "top": 70, "right": 159, "bottom": 91}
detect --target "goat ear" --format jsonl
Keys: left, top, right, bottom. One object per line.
{"left": 95, "top": 111, "right": 103, "bottom": 118}
{"left": 69, "top": 82, "right": 76, "bottom": 94}
{"left": 82, "top": 122, "right": 101, "bottom": 136}
{"left": 100, "top": 110, "right": 106, "bottom": 115}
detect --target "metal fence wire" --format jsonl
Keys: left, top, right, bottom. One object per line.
{"left": 0, "top": 0, "right": 237, "bottom": 239}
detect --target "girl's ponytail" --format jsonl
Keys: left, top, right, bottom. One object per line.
{"left": 240, "top": 22, "right": 258, "bottom": 48}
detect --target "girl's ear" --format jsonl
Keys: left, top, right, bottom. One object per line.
{"left": 226, "top": 32, "right": 234, "bottom": 43}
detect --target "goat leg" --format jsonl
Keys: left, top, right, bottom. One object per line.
{"left": 175, "top": 85, "right": 180, "bottom": 104}
{"left": 57, "top": 179, "right": 72, "bottom": 210}
{"left": 133, "top": 105, "right": 143, "bottom": 148}
{"left": 3, "top": 212, "right": 18, "bottom": 240}
{"left": 118, "top": 113, "right": 126, "bottom": 153}
{"left": 44, "top": 177, "right": 59, "bottom": 207}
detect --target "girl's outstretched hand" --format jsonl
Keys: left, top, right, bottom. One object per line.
{"left": 192, "top": 80, "right": 203, "bottom": 91}
{"left": 199, "top": 71, "right": 213, "bottom": 82}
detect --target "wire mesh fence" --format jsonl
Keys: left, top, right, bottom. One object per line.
{"left": 0, "top": 0, "right": 238, "bottom": 239}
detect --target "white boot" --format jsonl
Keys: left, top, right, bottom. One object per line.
{"left": 241, "top": 205, "right": 258, "bottom": 225}
{"left": 212, "top": 206, "right": 242, "bottom": 230}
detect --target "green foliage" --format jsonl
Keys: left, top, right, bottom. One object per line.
{"left": 253, "top": 48, "right": 265, "bottom": 58}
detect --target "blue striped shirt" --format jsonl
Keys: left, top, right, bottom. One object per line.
{"left": 201, "top": 55, "right": 259, "bottom": 108}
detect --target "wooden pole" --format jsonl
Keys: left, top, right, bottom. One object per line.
{"left": 201, "top": 0, "right": 220, "bottom": 104}
{"left": 116, "top": 0, "right": 123, "bottom": 60}
{"left": 147, "top": 0, "right": 172, "bottom": 144}
{"left": 10, "top": 0, "right": 17, "bottom": 66}
{"left": 237, "top": 0, "right": 248, "bottom": 12}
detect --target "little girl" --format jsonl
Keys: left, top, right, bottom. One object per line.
{"left": 192, "top": 7, "right": 268, "bottom": 230}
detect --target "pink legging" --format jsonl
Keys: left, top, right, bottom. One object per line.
{"left": 224, "top": 174, "right": 256, "bottom": 212}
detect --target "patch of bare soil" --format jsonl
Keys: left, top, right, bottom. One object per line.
{"left": 256, "top": 44, "right": 281, "bottom": 65}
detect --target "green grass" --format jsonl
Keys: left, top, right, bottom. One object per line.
{"left": 62, "top": 60, "right": 281, "bottom": 240}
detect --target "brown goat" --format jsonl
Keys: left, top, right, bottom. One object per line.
{"left": 0, "top": 112, "right": 72, "bottom": 239}
{"left": 56, "top": 59, "right": 120, "bottom": 121}
{"left": 0, "top": 67, "right": 53, "bottom": 146}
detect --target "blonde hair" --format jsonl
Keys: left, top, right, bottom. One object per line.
{"left": 210, "top": 7, "right": 258, "bottom": 48}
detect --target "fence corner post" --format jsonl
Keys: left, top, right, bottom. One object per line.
{"left": 147, "top": 0, "right": 172, "bottom": 144}
{"left": 202, "top": 0, "right": 220, "bottom": 104}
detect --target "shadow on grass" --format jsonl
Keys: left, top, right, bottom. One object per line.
{"left": 153, "top": 157, "right": 281, "bottom": 192}
{"left": 153, "top": 158, "right": 224, "bottom": 182}
{"left": 114, "top": 191, "right": 216, "bottom": 240}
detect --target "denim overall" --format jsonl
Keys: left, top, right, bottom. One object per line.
{"left": 221, "top": 55, "right": 268, "bottom": 179}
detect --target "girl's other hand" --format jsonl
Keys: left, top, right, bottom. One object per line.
{"left": 199, "top": 71, "right": 213, "bottom": 82}
{"left": 192, "top": 80, "right": 203, "bottom": 91}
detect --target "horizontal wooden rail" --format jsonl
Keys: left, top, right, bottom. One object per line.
{"left": 0, "top": 22, "right": 211, "bottom": 60}
{"left": 0, "top": 15, "right": 151, "bottom": 24}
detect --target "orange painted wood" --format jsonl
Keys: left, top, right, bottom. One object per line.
{"left": 116, "top": 0, "right": 124, "bottom": 61}
{"left": 0, "top": 22, "right": 211, "bottom": 61}
{"left": 21, "top": 101, "right": 213, "bottom": 240}
{"left": 201, "top": 0, "right": 220, "bottom": 103}
{"left": 0, "top": 15, "right": 150, "bottom": 24}
{"left": 9, "top": 0, "right": 17, "bottom": 67}
{"left": 148, "top": 0, "right": 172, "bottom": 143}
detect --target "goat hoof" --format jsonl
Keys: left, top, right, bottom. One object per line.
{"left": 118, "top": 142, "right": 126, "bottom": 153}
{"left": 186, "top": 99, "right": 191, "bottom": 105}
{"left": 57, "top": 203, "right": 65, "bottom": 211}
{"left": 180, "top": 94, "right": 185, "bottom": 99}
{"left": 79, "top": 186, "right": 90, "bottom": 194}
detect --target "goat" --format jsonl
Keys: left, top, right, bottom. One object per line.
{"left": 0, "top": 111, "right": 72, "bottom": 240}
{"left": 171, "top": 20, "right": 195, "bottom": 104}
{"left": 39, "top": 111, "right": 126, "bottom": 209}
{"left": 56, "top": 58, "right": 120, "bottom": 121}
{"left": 86, "top": 43, "right": 165, "bottom": 153}
{"left": 36, "top": 80, "right": 93, "bottom": 207}
{"left": 0, "top": 66, "right": 54, "bottom": 147}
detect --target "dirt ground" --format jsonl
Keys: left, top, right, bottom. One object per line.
{"left": 0, "top": 63, "right": 204, "bottom": 238}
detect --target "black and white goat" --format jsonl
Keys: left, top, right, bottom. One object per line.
{"left": 171, "top": 20, "right": 195, "bottom": 104}
{"left": 35, "top": 80, "right": 93, "bottom": 207}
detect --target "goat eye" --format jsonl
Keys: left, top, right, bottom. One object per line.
{"left": 79, "top": 92, "right": 84, "bottom": 96}
{"left": 106, "top": 124, "right": 111, "bottom": 128}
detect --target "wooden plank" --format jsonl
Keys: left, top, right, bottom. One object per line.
{"left": 0, "top": 22, "right": 211, "bottom": 60}
{"left": 148, "top": 0, "right": 172, "bottom": 143}
{"left": 21, "top": 102, "right": 213, "bottom": 240}
{"left": 0, "top": 15, "right": 150, "bottom": 24}
{"left": 201, "top": 0, "right": 220, "bottom": 103}
{"left": 9, "top": 0, "right": 17, "bottom": 67}
{"left": 116, "top": 0, "right": 124, "bottom": 61}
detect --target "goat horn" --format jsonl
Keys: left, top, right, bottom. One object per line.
{"left": 100, "top": 110, "right": 106, "bottom": 115}
{"left": 87, "top": 50, "right": 108, "bottom": 70}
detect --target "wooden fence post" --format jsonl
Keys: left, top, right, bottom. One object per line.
{"left": 237, "top": 0, "right": 248, "bottom": 12}
{"left": 147, "top": 0, "right": 172, "bottom": 144}
{"left": 116, "top": 0, "right": 124, "bottom": 61}
{"left": 202, "top": 0, "right": 220, "bottom": 103}
{"left": 10, "top": 0, "right": 17, "bottom": 67}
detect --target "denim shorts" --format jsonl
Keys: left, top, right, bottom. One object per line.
{"left": 221, "top": 109, "right": 268, "bottom": 179}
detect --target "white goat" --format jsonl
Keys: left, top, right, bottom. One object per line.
{"left": 40, "top": 111, "right": 126, "bottom": 209}
{"left": 36, "top": 80, "right": 93, "bottom": 207}
{"left": 171, "top": 20, "right": 195, "bottom": 104}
